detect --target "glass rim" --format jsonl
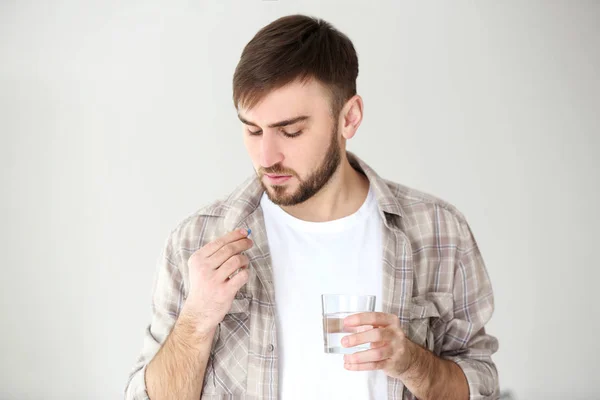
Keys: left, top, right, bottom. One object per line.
{"left": 321, "top": 293, "right": 376, "bottom": 299}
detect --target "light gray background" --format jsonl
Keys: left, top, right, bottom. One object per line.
{"left": 1, "top": 1, "right": 599, "bottom": 399}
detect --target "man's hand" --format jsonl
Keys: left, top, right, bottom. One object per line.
{"left": 181, "top": 228, "right": 253, "bottom": 337}
{"left": 342, "top": 312, "right": 470, "bottom": 400}
{"left": 144, "top": 229, "right": 252, "bottom": 400}
{"left": 342, "top": 312, "right": 417, "bottom": 379}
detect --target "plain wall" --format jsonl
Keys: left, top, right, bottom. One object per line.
{"left": 1, "top": 1, "right": 598, "bottom": 399}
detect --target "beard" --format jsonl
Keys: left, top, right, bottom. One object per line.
{"left": 258, "top": 121, "right": 341, "bottom": 207}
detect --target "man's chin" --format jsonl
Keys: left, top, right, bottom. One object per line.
{"left": 266, "top": 187, "right": 291, "bottom": 204}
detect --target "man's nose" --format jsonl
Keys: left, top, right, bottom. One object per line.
{"left": 259, "top": 132, "right": 284, "bottom": 168}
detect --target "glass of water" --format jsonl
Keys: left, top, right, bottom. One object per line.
{"left": 321, "top": 294, "right": 376, "bottom": 354}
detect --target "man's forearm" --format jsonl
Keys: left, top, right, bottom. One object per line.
{"left": 399, "top": 342, "right": 469, "bottom": 400}
{"left": 145, "top": 312, "right": 215, "bottom": 400}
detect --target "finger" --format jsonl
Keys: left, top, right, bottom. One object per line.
{"left": 344, "top": 360, "right": 388, "bottom": 371}
{"left": 216, "top": 253, "right": 250, "bottom": 282}
{"left": 200, "top": 229, "right": 251, "bottom": 258}
{"left": 226, "top": 267, "right": 249, "bottom": 292}
{"left": 370, "top": 341, "right": 387, "bottom": 349}
{"left": 344, "top": 312, "right": 398, "bottom": 328}
{"left": 209, "top": 237, "right": 253, "bottom": 268}
{"left": 344, "top": 344, "right": 393, "bottom": 364}
{"left": 342, "top": 328, "right": 390, "bottom": 348}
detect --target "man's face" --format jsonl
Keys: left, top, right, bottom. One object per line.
{"left": 239, "top": 79, "right": 342, "bottom": 206}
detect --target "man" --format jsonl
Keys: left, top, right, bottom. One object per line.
{"left": 125, "top": 14, "right": 499, "bottom": 400}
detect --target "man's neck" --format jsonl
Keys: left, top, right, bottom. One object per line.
{"left": 280, "top": 156, "right": 370, "bottom": 222}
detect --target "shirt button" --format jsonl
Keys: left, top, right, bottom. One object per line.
{"left": 267, "top": 344, "right": 275, "bottom": 352}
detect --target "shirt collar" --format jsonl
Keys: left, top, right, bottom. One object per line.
{"left": 221, "top": 152, "right": 404, "bottom": 229}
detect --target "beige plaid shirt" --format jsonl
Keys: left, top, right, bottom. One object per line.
{"left": 125, "top": 153, "right": 499, "bottom": 400}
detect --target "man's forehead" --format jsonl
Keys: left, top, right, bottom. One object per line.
{"left": 238, "top": 79, "right": 329, "bottom": 122}
{"left": 238, "top": 97, "right": 313, "bottom": 127}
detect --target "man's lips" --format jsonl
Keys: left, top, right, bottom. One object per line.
{"left": 264, "top": 174, "right": 292, "bottom": 184}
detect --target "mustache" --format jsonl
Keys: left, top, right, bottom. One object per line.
{"left": 259, "top": 164, "right": 298, "bottom": 178}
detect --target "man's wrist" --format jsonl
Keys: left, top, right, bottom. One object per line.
{"left": 397, "top": 340, "right": 436, "bottom": 397}
{"left": 397, "top": 340, "right": 469, "bottom": 400}
{"left": 177, "top": 306, "right": 217, "bottom": 343}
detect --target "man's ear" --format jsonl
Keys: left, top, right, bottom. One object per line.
{"left": 340, "top": 95, "right": 363, "bottom": 140}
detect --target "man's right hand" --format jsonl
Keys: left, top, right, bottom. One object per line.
{"left": 181, "top": 228, "right": 253, "bottom": 337}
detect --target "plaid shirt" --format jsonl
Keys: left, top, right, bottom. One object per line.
{"left": 125, "top": 153, "right": 499, "bottom": 399}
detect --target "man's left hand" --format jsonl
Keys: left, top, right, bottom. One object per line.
{"left": 342, "top": 312, "right": 417, "bottom": 379}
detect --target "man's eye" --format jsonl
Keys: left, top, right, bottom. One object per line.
{"left": 282, "top": 130, "right": 302, "bottom": 138}
{"left": 247, "top": 129, "right": 302, "bottom": 138}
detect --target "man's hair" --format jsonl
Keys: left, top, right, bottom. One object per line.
{"left": 233, "top": 14, "right": 359, "bottom": 118}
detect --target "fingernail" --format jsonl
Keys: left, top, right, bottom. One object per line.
{"left": 342, "top": 337, "right": 349, "bottom": 347}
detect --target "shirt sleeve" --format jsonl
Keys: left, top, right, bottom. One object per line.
{"left": 440, "top": 220, "right": 500, "bottom": 399}
{"left": 124, "top": 231, "right": 184, "bottom": 399}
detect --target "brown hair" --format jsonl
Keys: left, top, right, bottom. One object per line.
{"left": 232, "top": 15, "right": 359, "bottom": 118}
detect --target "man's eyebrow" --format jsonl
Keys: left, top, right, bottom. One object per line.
{"left": 237, "top": 115, "right": 310, "bottom": 128}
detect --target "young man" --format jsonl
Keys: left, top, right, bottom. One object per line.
{"left": 125, "top": 14, "right": 499, "bottom": 400}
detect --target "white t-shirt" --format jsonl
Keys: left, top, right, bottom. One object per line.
{"left": 260, "top": 187, "right": 388, "bottom": 400}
